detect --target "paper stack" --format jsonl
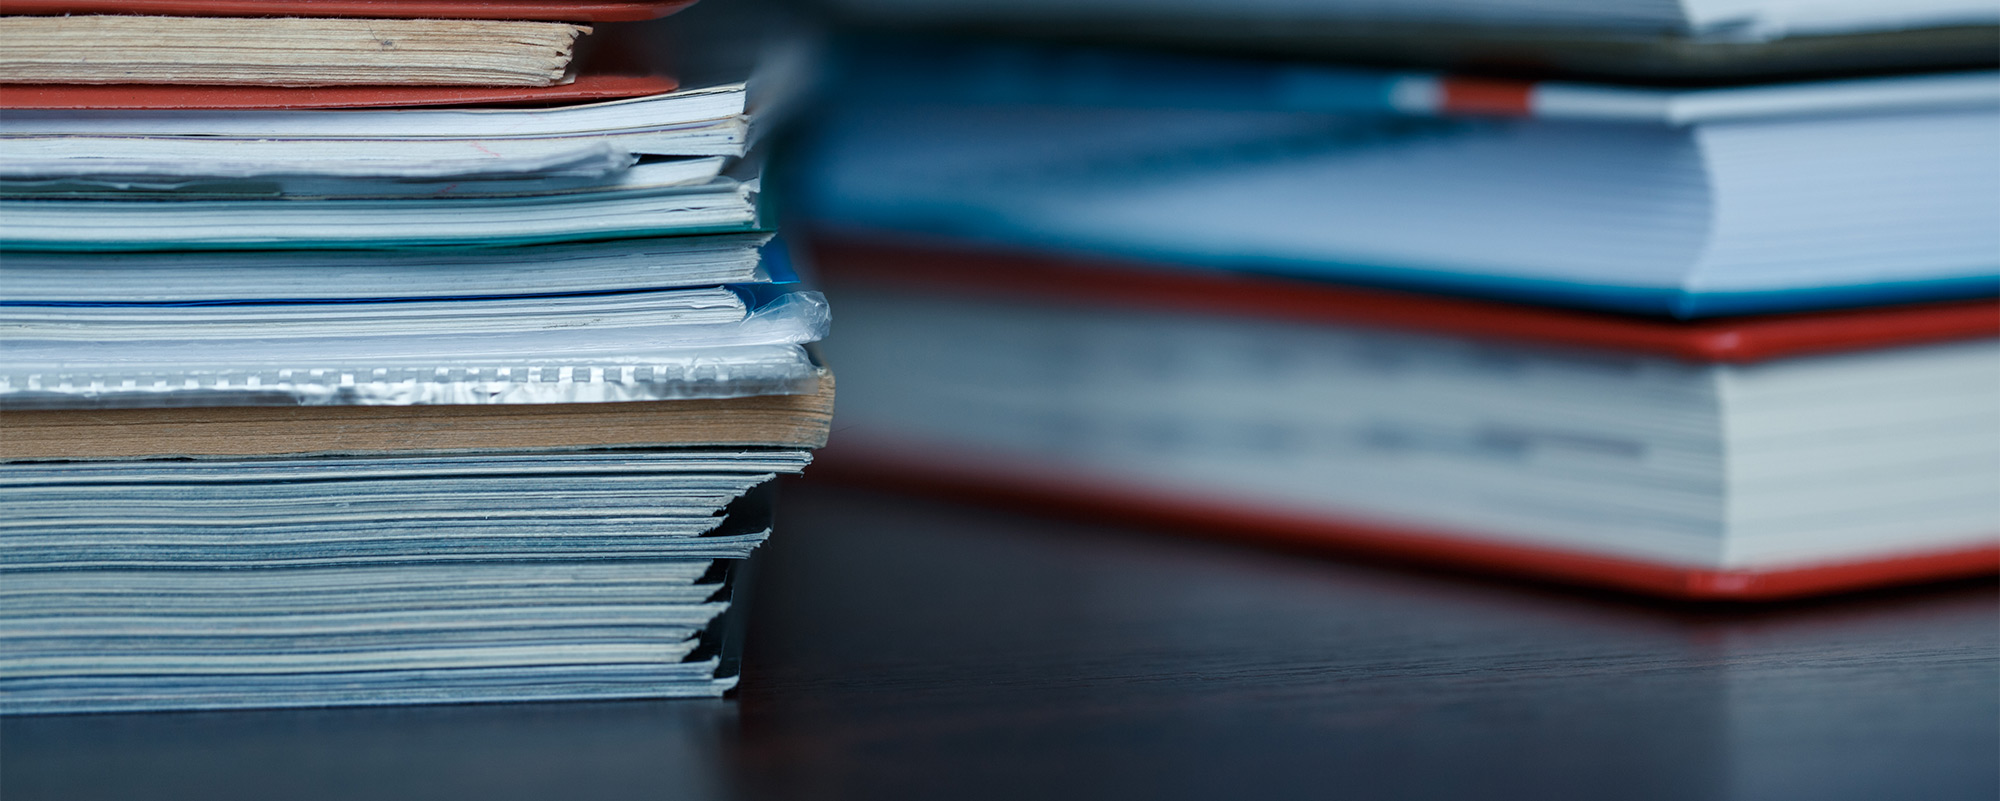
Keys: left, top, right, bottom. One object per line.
{"left": 0, "top": 1, "right": 831, "bottom": 714}
{"left": 791, "top": 16, "right": 1999, "bottom": 599}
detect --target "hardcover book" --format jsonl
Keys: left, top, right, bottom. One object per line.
{"left": 797, "top": 44, "right": 2000, "bottom": 318}
{"left": 810, "top": 237, "right": 1999, "bottom": 600}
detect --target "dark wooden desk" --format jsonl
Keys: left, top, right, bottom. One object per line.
{"left": 6, "top": 480, "right": 1995, "bottom": 800}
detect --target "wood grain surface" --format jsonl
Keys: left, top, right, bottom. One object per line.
{"left": 4, "top": 479, "right": 1994, "bottom": 800}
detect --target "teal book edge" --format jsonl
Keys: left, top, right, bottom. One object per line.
{"left": 0, "top": 221, "right": 772, "bottom": 253}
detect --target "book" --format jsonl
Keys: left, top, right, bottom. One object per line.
{"left": 829, "top": 42, "right": 2000, "bottom": 124}
{"left": 2, "top": 138, "right": 730, "bottom": 185}
{"left": 796, "top": 43, "right": 2000, "bottom": 318}
{"left": 0, "top": 156, "right": 764, "bottom": 249}
{"left": 0, "top": 451, "right": 800, "bottom": 714}
{"left": 826, "top": 0, "right": 2000, "bottom": 40}
{"left": 0, "top": 0, "right": 832, "bottom": 715}
{"left": 0, "top": 2, "right": 695, "bottom": 104}
{"left": 807, "top": 236, "right": 2000, "bottom": 600}
{"left": 0, "top": 83, "right": 747, "bottom": 161}
{"left": 0, "top": 72, "right": 683, "bottom": 109}
{"left": 0, "top": 233, "right": 778, "bottom": 303}
{"left": 0, "top": 371, "right": 833, "bottom": 460}
{"left": 0, "top": 80, "right": 744, "bottom": 134}
{"left": 1, "top": 0, "right": 697, "bottom": 21}
{"left": 0, "top": 16, "right": 592, "bottom": 87}
{"left": 0, "top": 183, "right": 759, "bottom": 249}
{"left": 0, "top": 80, "right": 762, "bottom": 247}
{"left": 0, "top": 287, "right": 830, "bottom": 406}
{"left": 7, "top": 285, "right": 753, "bottom": 340}
{"left": 820, "top": 0, "right": 2000, "bottom": 80}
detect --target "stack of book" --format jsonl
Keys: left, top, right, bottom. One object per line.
{"left": 791, "top": 9, "right": 1999, "bottom": 600}
{"left": 0, "top": 1, "right": 832, "bottom": 714}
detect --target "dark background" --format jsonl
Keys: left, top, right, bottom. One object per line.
{"left": 5, "top": 479, "right": 1994, "bottom": 801}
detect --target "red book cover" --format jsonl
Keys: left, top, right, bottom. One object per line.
{"left": 0, "top": 72, "right": 680, "bottom": 109}
{"left": 810, "top": 234, "right": 2000, "bottom": 365}
{"left": 809, "top": 234, "right": 2000, "bottom": 601}
{"left": 817, "top": 440, "right": 2000, "bottom": 602}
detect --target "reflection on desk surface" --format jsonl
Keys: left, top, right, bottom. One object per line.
{"left": 6, "top": 480, "right": 1995, "bottom": 801}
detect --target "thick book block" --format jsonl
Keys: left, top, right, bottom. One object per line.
{"left": 0, "top": 16, "right": 590, "bottom": 87}
{"left": 811, "top": 237, "right": 2000, "bottom": 601}
{"left": 0, "top": 0, "right": 696, "bottom": 21}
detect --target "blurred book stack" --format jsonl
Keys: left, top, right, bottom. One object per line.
{"left": 0, "top": 1, "right": 832, "bottom": 714}
{"left": 792, "top": 1, "right": 2000, "bottom": 600}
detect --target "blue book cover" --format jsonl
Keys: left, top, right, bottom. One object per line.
{"left": 797, "top": 41, "right": 2000, "bottom": 318}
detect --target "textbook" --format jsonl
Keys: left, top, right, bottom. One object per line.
{"left": 809, "top": 237, "right": 2000, "bottom": 601}
{"left": 798, "top": 45, "right": 2000, "bottom": 318}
